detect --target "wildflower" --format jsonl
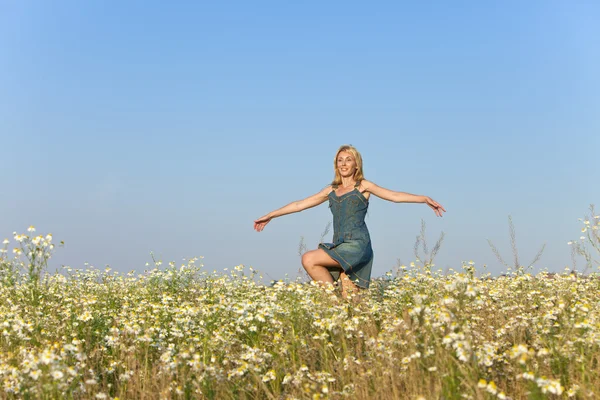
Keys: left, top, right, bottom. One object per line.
{"left": 41, "top": 349, "right": 53, "bottom": 365}
{"left": 78, "top": 311, "right": 93, "bottom": 322}
{"left": 536, "top": 377, "right": 563, "bottom": 395}
{"left": 465, "top": 285, "right": 476, "bottom": 297}
{"left": 509, "top": 344, "right": 529, "bottom": 359}
{"left": 567, "top": 385, "right": 579, "bottom": 397}
{"left": 51, "top": 370, "right": 64, "bottom": 380}
{"left": 28, "top": 225, "right": 36, "bottom": 232}
{"left": 537, "top": 348, "right": 549, "bottom": 357}
{"left": 486, "top": 381, "right": 498, "bottom": 395}
{"left": 478, "top": 379, "right": 487, "bottom": 388}
{"left": 262, "top": 369, "right": 276, "bottom": 382}
{"left": 444, "top": 281, "right": 457, "bottom": 291}
{"left": 408, "top": 307, "right": 422, "bottom": 316}
{"left": 522, "top": 371, "right": 535, "bottom": 380}
{"left": 2, "top": 239, "right": 8, "bottom": 244}
{"left": 29, "top": 370, "right": 41, "bottom": 380}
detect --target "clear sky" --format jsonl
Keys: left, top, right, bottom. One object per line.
{"left": 1, "top": 1, "right": 598, "bottom": 281}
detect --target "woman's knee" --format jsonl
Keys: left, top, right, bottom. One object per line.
{"left": 302, "top": 249, "right": 340, "bottom": 270}
{"left": 301, "top": 251, "right": 315, "bottom": 269}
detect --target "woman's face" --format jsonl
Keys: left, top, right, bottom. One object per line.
{"left": 337, "top": 151, "right": 357, "bottom": 179}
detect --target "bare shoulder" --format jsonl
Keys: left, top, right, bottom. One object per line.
{"left": 359, "top": 179, "right": 377, "bottom": 191}
{"left": 357, "top": 180, "right": 373, "bottom": 200}
{"left": 319, "top": 184, "right": 334, "bottom": 195}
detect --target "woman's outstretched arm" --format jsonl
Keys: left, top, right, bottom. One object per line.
{"left": 254, "top": 186, "right": 332, "bottom": 232}
{"left": 361, "top": 179, "right": 446, "bottom": 217}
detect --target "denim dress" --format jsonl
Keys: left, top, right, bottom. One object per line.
{"left": 318, "top": 181, "right": 374, "bottom": 289}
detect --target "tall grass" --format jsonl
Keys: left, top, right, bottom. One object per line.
{"left": 0, "top": 210, "right": 598, "bottom": 399}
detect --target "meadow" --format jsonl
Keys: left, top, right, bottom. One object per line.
{"left": 0, "top": 213, "right": 599, "bottom": 400}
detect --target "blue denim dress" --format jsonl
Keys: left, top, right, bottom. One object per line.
{"left": 318, "top": 181, "right": 374, "bottom": 288}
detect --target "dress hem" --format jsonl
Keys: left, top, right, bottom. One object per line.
{"left": 318, "top": 243, "right": 371, "bottom": 289}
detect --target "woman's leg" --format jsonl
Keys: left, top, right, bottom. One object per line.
{"left": 339, "top": 271, "right": 361, "bottom": 301}
{"left": 301, "top": 249, "right": 342, "bottom": 286}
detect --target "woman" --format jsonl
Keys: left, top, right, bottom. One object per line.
{"left": 254, "top": 145, "right": 445, "bottom": 299}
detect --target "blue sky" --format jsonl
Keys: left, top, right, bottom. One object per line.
{"left": 1, "top": 1, "right": 598, "bottom": 281}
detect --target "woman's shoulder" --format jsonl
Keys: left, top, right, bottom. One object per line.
{"left": 358, "top": 179, "right": 374, "bottom": 189}
{"left": 320, "top": 184, "right": 336, "bottom": 194}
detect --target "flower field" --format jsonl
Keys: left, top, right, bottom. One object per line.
{"left": 1, "top": 224, "right": 599, "bottom": 399}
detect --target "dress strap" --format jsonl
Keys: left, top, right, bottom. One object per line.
{"left": 354, "top": 180, "right": 362, "bottom": 188}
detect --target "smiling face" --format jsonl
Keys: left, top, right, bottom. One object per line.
{"left": 336, "top": 151, "right": 357, "bottom": 179}
{"left": 331, "top": 145, "right": 365, "bottom": 186}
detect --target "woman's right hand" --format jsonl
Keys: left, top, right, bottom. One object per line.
{"left": 254, "top": 214, "right": 272, "bottom": 232}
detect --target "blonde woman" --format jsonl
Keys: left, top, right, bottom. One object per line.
{"left": 254, "top": 145, "right": 446, "bottom": 298}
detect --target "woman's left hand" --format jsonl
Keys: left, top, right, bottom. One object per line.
{"left": 425, "top": 197, "right": 446, "bottom": 217}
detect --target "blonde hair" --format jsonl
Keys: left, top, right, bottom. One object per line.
{"left": 331, "top": 144, "right": 365, "bottom": 186}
